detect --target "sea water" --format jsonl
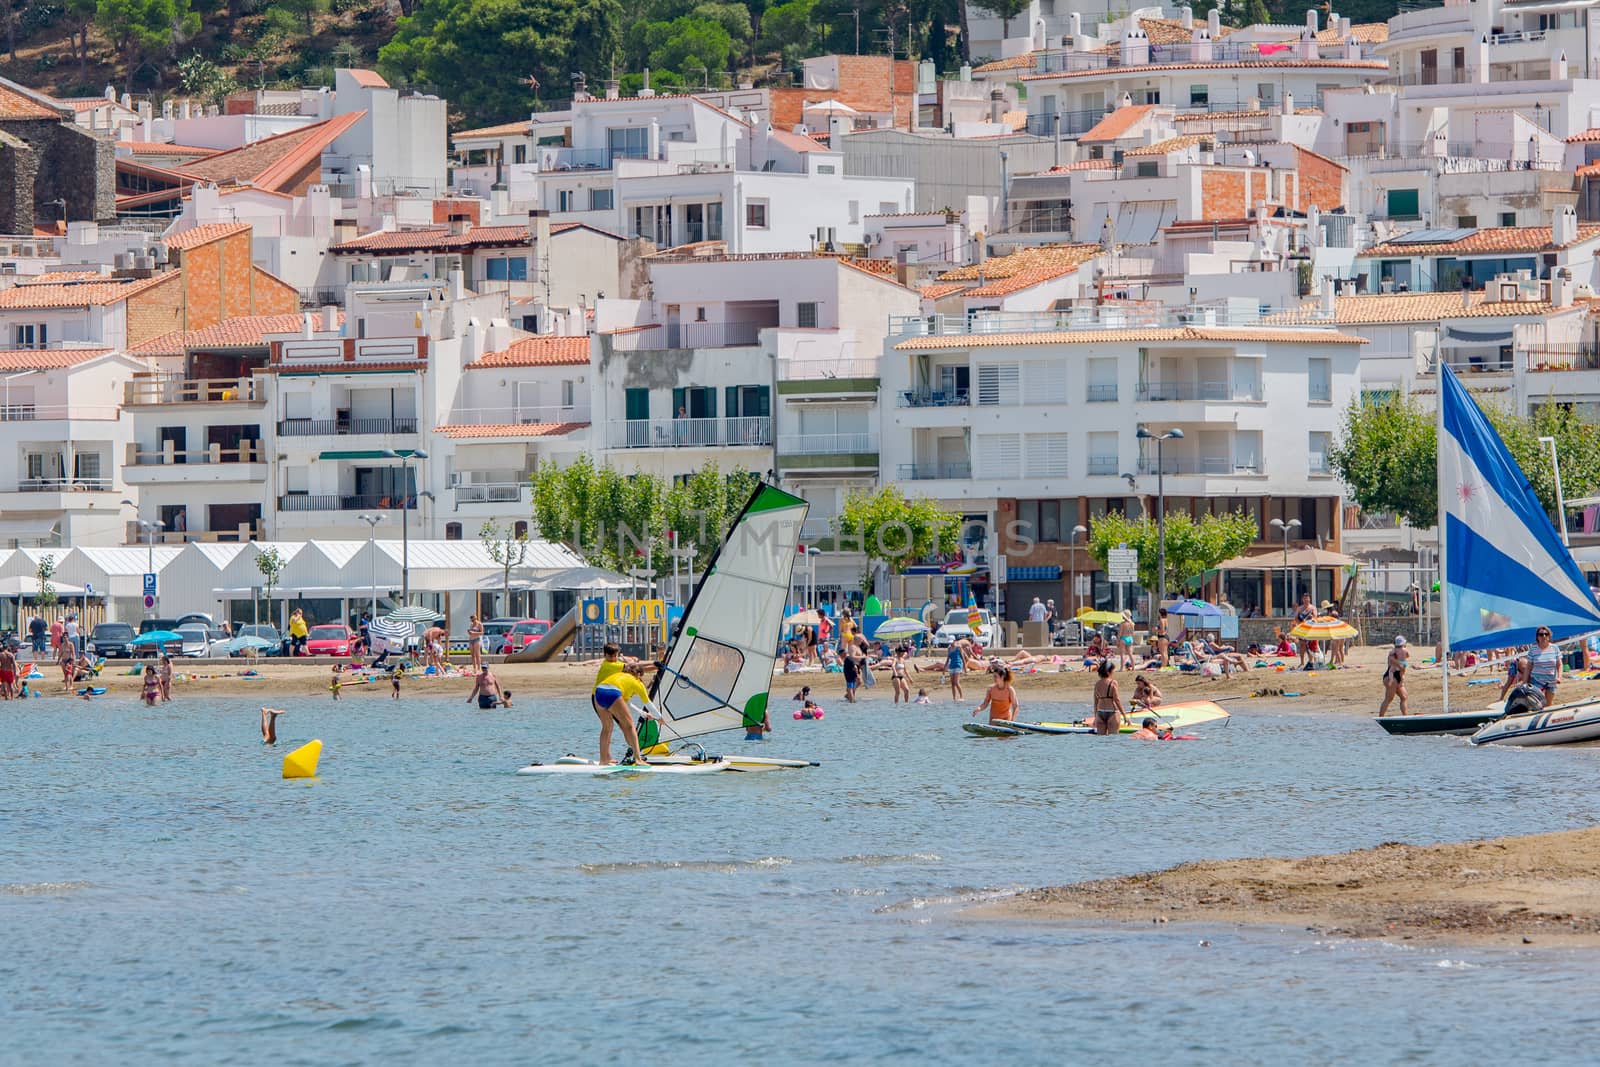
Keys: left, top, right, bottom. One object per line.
{"left": 4, "top": 693, "right": 1600, "bottom": 1065}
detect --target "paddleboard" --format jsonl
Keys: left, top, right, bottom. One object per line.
{"left": 516, "top": 759, "right": 731, "bottom": 776}
{"left": 1037, "top": 699, "right": 1231, "bottom": 734}
{"left": 646, "top": 754, "right": 819, "bottom": 772}
{"left": 963, "top": 722, "right": 1024, "bottom": 738}
{"left": 1004, "top": 720, "right": 1094, "bottom": 735}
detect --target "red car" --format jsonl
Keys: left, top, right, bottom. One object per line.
{"left": 305, "top": 624, "right": 355, "bottom": 656}
{"left": 499, "top": 618, "right": 552, "bottom": 653}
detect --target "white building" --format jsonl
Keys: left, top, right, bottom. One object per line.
{"left": 322, "top": 69, "right": 450, "bottom": 198}
{"left": 880, "top": 300, "right": 1364, "bottom": 615}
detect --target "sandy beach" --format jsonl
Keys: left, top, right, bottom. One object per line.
{"left": 45, "top": 641, "right": 1592, "bottom": 712}
{"left": 973, "top": 827, "right": 1600, "bottom": 948}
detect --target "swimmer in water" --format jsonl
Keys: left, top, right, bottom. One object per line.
{"left": 973, "top": 666, "right": 1019, "bottom": 723}
{"left": 591, "top": 663, "right": 659, "bottom": 765}
{"left": 913, "top": 687, "right": 931, "bottom": 705}
{"left": 1130, "top": 716, "right": 1162, "bottom": 740}
{"left": 260, "top": 707, "right": 285, "bottom": 744}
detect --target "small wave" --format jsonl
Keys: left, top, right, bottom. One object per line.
{"left": 837, "top": 853, "right": 942, "bottom": 866}
{"left": 324, "top": 1016, "right": 404, "bottom": 1032}
{"left": 580, "top": 857, "right": 794, "bottom": 875}
{"left": 1, "top": 880, "right": 89, "bottom": 895}
{"left": 876, "top": 886, "right": 1020, "bottom": 914}
{"left": 1434, "top": 959, "right": 1476, "bottom": 969}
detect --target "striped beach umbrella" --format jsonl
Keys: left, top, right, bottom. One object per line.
{"left": 1288, "top": 616, "right": 1359, "bottom": 641}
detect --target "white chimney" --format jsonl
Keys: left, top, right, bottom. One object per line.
{"left": 1556, "top": 267, "right": 1574, "bottom": 308}
{"left": 302, "top": 312, "right": 314, "bottom": 338}
{"left": 1120, "top": 91, "right": 1133, "bottom": 110}
{"left": 1475, "top": 35, "right": 1490, "bottom": 83}
{"left": 605, "top": 78, "right": 620, "bottom": 100}
{"left": 528, "top": 208, "right": 551, "bottom": 250}
{"left": 322, "top": 305, "right": 339, "bottom": 332}
{"left": 1180, "top": 6, "right": 1193, "bottom": 29}
{"left": 1207, "top": 9, "right": 1220, "bottom": 37}
{"left": 1283, "top": 91, "right": 1294, "bottom": 115}
{"left": 1306, "top": 8, "right": 1319, "bottom": 32}
{"left": 1554, "top": 205, "right": 1579, "bottom": 247}
{"left": 1321, "top": 276, "right": 1336, "bottom": 313}
{"left": 1554, "top": 51, "right": 1569, "bottom": 80}
{"left": 639, "top": 68, "right": 656, "bottom": 99}
{"left": 1068, "top": 13, "right": 1081, "bottom": 37}
{"left": 449, "top": 267, "right": 466, "bottom": 301}
{"left": 104, "top": 84, "right": 116, "bottom": 101}
{"left": 448, "top": 214, "right": 472, "bottom": 237}
{"left": 1121, "top": 25, "right": 1150, "bottom": 66}
{"left": 989, "top": 88, "right": 1005, "bottom": 125}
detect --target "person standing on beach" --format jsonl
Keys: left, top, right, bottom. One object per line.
{"left": 1092, "top": 661, "right": 1126, "bottom": 735}
{"left": 1117, "top": 611, "right": 1136, "bottom": 671}
{"left": 468, "top": 614, "right": 484, "bottom": 673}
{"left": 842, "top": 640, "right": 861, "bottom": 702}
{"left": 0, "top": 645, "right": 15, "bottom": 699}
{"left": 946, "top": 637, "right": 966, "bottom": 700}
{"left": 57, "top": 639, "right": 75, "bottom": 689}
{"left": 1527, "top": 627, "right": 1562, "bottom": 707}
{"left": 1378, "top": 636, "right": 1410, "bottom": 716}
{"left": 288, "top": 609, "right": 309, "bottom": 656}
{"left": 48, "top": 616, "right": 63, "bottom": 656}
{"left": 27, "top": 613, "right": 45, "bottom": 654}
{"left": 1295, "top": 594, "right": 1317, "bottom": 669}
{"left": 890, "top": 647, "right": 911, "bottom": 703}
{"left": 158, "top": 655, "right": 173, "bottom": 702}
{"left": 141, "top": 660, "right": 161, "bottom": 705}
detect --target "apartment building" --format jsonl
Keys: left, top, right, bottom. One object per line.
{"left": 1355, "top": 211, "right": 1600, "bottom": 293}
{"left": 881, "top": 300, "right": 1362, "bottom": 616}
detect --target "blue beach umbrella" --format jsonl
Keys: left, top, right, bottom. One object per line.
{"left": 131, "top": 630, "right": 182, "bottom": 646}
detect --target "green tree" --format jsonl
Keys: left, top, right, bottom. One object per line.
{"left": 1085, "top": 510, "right": 1258, "bottom": 597}
{"left": 35, "top": 554, "right": 58, "bottom": 609}
{"left": 96, "top": 0, "right": 202, "bottom": 87}
{"left": 970, "top": 0, "right": 1029, "bottom": 38}
{"left": 637, "top": 15, "right": 734, "bottom": 80}
{"left": 380, "top": 0, "right": 624, "bottom": 126}
{"left": 480, "top": 518, "right": 530, "bottom": 614}
{"left": 1330, "top": 392, "right": 1600, "bottom": 530}
{"left": 255, "top": 546, "right": 284, "bottom": 628}
{"left": 834, "top": 485, "right": 962, "bottom": 574}
{"left": 277, "top": 0, "right": 325, "bottom": 33}
{"left": 762, "top": 0, "right": 817, "bottom": 58}
{"left": 1244, "top": 0, "right": 1270, "bottom": 27}
{"left": 178, "top": 51, "right": 238, "bottom": 107}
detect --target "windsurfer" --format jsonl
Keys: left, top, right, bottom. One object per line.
{"left": 591, "top": 664, "right": 658, "bottom": 765}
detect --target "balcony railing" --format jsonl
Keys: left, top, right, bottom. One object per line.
{"left": 898, "top": 462, "right": 971, "bottom": 480}
{"left": 15, "top": 477, "right": 113, "bottom": 492}
{"left": 537, "top": 146, "right": 613, "bottom": 172}
{"left": 606, "top": 321, "right": 769, "bottom": 351}
{"left": 277, "top": 494, "right": 418, "bottom": 512}
{"left": 1087, "top": 455, "right": 1119, "bottom": 476}
{"left": 0, "top": 404, "right": 120, "bottom": 421}
{"left": 613, "top": 416, "right": 772, "bottom": 449}
{"left": 124, "top": 376, "right": 264, "bottom": 405}
{"left": 1310, "top": 454, "right": 1331, "bottom": 475}
{"left": 776, "top": 432, "right": 878, "bottom": 455}
{"left": 1525, "top": 346, "right": 1600, "bottom": 371}
{"left": 441, "top": 405, "right": 590, "bottom": 426}
{"left": 130, "top": 444, "right": 264, "bottom": 465}
{"left": 1137, "top": 456, "right": 1260, "bottom": 476}
{"left": 127, "top": 522, "right": 264, "bottom": 544}
{"left": 898, "top": 388, "right": 970, "bottom": 408}
{"left": 276, "top": 417, "right": 419, "bottom": 437}
{"left": 891, "top": 303, "right": 1333, "bottom": 339}
{"left": 776, "top": 357, "right": 880, "bottom": 380}
{"left": 454, "top": 483, "right": 528, "bottom": 504}
{"left": 1086, "top": 384, "right": 1118, "bottom": 403}
{"left": 1136, "top": 381, "right": 1263, "bottom": 402}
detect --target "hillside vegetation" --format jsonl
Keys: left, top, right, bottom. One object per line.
{"left": 0, "top": 0, "right": 1401, "bottom": 126}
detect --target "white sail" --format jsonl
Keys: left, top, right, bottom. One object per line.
{"left": 648, "top": 484, "right": 808, "bottom": 741}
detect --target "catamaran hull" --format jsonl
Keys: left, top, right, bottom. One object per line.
{"left": 1469, "top": 699, "right": 1600, "bottom": 746}
{"left": 1375, "top": 711, "right": 1503, "bottom": 736}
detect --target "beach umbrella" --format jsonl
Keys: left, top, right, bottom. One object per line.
{"left": 1289, "top": 616, "right": 1359, "bottom": 641}
{"left": 873, "top": 617, "right": 928, "bottom": 639}
{"left": 131, "top": 630, "right": 183, "bottom": 646}
{"left": 786, "top": 609, "right": 821, "bottom": 627}
{"left": 1075, "top": 609, "right": 1124, "bottom": 626}
{"left": 370, "top": 616, "right": 415, "bottom": 642}
{"left": 226, "top": 634, "right": 275, "bottom": 653}
{"left": 1166, "top": 599, "right": 1223, "bottom": 621}
{"left": 385, "top": 606, "right": 441, "bottom": 623}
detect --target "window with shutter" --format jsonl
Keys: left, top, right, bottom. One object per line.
{"left": 976, "top": 433, "right": 1021, "bottom": 478}
{"left": 1026, "top": 433, "right": 1070, "bottom": 477}
{"left": 1024, "top": 362, "right": 1067, "bottom": 404}
{"left": 975, "top": 363, "right": 1021, "bottom": 405}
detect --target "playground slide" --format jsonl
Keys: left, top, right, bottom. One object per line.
{"left": 506, "top": 605, "right": 578, "bottom": 663}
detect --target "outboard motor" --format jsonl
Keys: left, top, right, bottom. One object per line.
{"left": 1504, "top": 683, "right": 1544, "bottom": 718}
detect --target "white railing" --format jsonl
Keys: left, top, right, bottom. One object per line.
{"left": 776, "top": 357, "right": 881, "bottom": 380}
{"left": 0, "top": 404, "right": 120, "bottom": 421}
{"left": 776, "top": 432, "right": 878, "bottom": 455}
{"left": 124, "top": 376, "right": 264, "bottom": 405}
{"left": 454, "top": 482, "right": 528, "bottom": 504}
{"left": 12, "top": 477, "right": 114, "bottom": 492}
{"left": 129, "top": 443, "right": 265, "bottom": 465}
{"left": 611, "top": 416, "right": 772, "bottom": 449}
{"left": 890, "top": 303, "right": 1334, "bottom": 338}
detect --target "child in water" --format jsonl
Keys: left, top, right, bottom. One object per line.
{"left": 329, "top": 663, "right": 342, "bottom": 701}
{"left": 914, "top": 687, "right": 931, "bottom": 705}
{"left": 799, "top": 698, "right": 822, "bottom": 719}
{"left": 260, "top": 707, "right": 285, "bottom": 744}
{"left": 141, "top": 661, "right": 161, "bottom": 705}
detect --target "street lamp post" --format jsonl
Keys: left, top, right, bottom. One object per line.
{"left": 1136, "top": 427, "right": 1184, "bottom": 616}
{"left": 129, "top": 514, "right": 166, "bottom": 617}
{"left": 1069, "top": 523, "right": 1088, "bottom": 632}
{"left": 358, "top": 513, "right": 384, "bottom": 620}
{"left": 382, "top": 448, "right": 428, "bottom": 604}
{"left": 807, "top": 546, "right": 821, "bottom": 607}
{"left": 1270, "top": 517, "right": 1302, "bottom": 615}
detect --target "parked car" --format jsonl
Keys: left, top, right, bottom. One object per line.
{"left": 231, "top": 623, "right": 284, "bottom": 656}
{"left": 87, "top": 622, "right": 138, "bottom": 659}
{"left": 176, "top": 624, "right": 212, "bottom": 658}
{"left": 175, "top": 612, "right": 215, "bottom": 630}
{"left": 138, "top": 618, "right": 182, "bottom": 634}
{"left": 306, "top": 624, "right": 354, "bottom": 657}
{"left": 499, "top": 618, "right": 552, "bottom": 654}
{"left": 931, "top": 608, "right": 996, "bottom": 648}
{"left": 481, "top": 618, "right": 518, "bottom": 653}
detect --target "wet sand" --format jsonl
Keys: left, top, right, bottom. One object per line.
{"left": 972, "top": 827, "right": 1600, "bottom": 948}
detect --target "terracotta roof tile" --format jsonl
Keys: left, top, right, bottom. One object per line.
{"left": 0, "top": 274, "right": 167, "bottom": 309}
{"left": 1294, "top": 292, "right": 1565, "bottom": 324}
{"left": 131, "top": 312, "right": 339, "bottom": 356}
{"left": 1078, "top": 104, "right": 1159, "bottom": 143}
{"left": 116, "top": 141, "right": 221, "bottom": 157}
{"left": 1362, "top": 225, "right": 1600, "bottom": 258}
{"left": 434, "top": 422, "right": 587, "bottom": 439}
{"left": 770, "top": 127, "right": 822, "bottom": 153}
{"left": 178, "top": 111, "right": 367, "bottom": 191}
{"left": 1124, "top": 133, "right": 1208, "bottom": 156}
{"left": 1139, "top": 17, "right": 1237, "bottom": 45}
{"left": 973, "top": 54, "right": 1035, "bottom": 73}
{"left": 1022, "top": 58, "right": 1387, "bottom": 81}
{"left": 1568, "top": 128, "right": 1600, "bottom": 144}
{"left": 894, "top": 325, "right": 1364, "bottom": 349}
{"left": 1036, "top": 159, "right": 1115, "bottom": 174}
{"left": 468, "top": 336, "right": 589, "bottom": 368}
{"left": 0, "top": 79, "right": 65, "bottom": 120}
{"left": 31, "top": 270, "right": 107, "bottom": 282}
{"left": 343, "top": 69, "right": 390, "bottom": 88}
{"left": 331, "top": 223, "right": 550, "bottom": 253}
{"left": 921, "top": 282, "right": 970, "bottom": 299}
{"left": 166, "top": 222, "right": 252, "bottom": 250}
{"left": 1314, "top": 22, "right": 1388, "bottom": 45}
{"left": 938, "top": 244, "right": 1101, "bottom": 283}
{"left": 453, "top": 120, "right": 533, "bottom": 140}
{"left": 0, "top": 348, "right": 112, "bottom": 369}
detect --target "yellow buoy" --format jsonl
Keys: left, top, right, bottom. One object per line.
{"left": 282, "top": 739, "right": 322, "bottom": 779}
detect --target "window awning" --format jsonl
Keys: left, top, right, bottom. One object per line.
{"left": 317, "top": 449, "right": 419, "bottom": 460}
{"left": 1444, "top": 326, "right": 1513, "bottom": 344}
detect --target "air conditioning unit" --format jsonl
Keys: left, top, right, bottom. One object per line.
{"left": 449, "top": 471, "right": 462, "bottom": 486}
{"left": 459, "top": 185, "right": 476, "bottom": 197}
{"left": 20, "top": 244, "right": 36, "bottom": 257}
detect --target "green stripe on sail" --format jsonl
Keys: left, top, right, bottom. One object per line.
{"left": 742, "top": 692, "right": 769, "bottom": 728}
{"left": 745, "top": 484, "right": 808, "bottom": 514}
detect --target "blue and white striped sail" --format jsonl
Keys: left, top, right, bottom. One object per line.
{"left": 1439, "top": 364, "right": 1600, "bottom": 651}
